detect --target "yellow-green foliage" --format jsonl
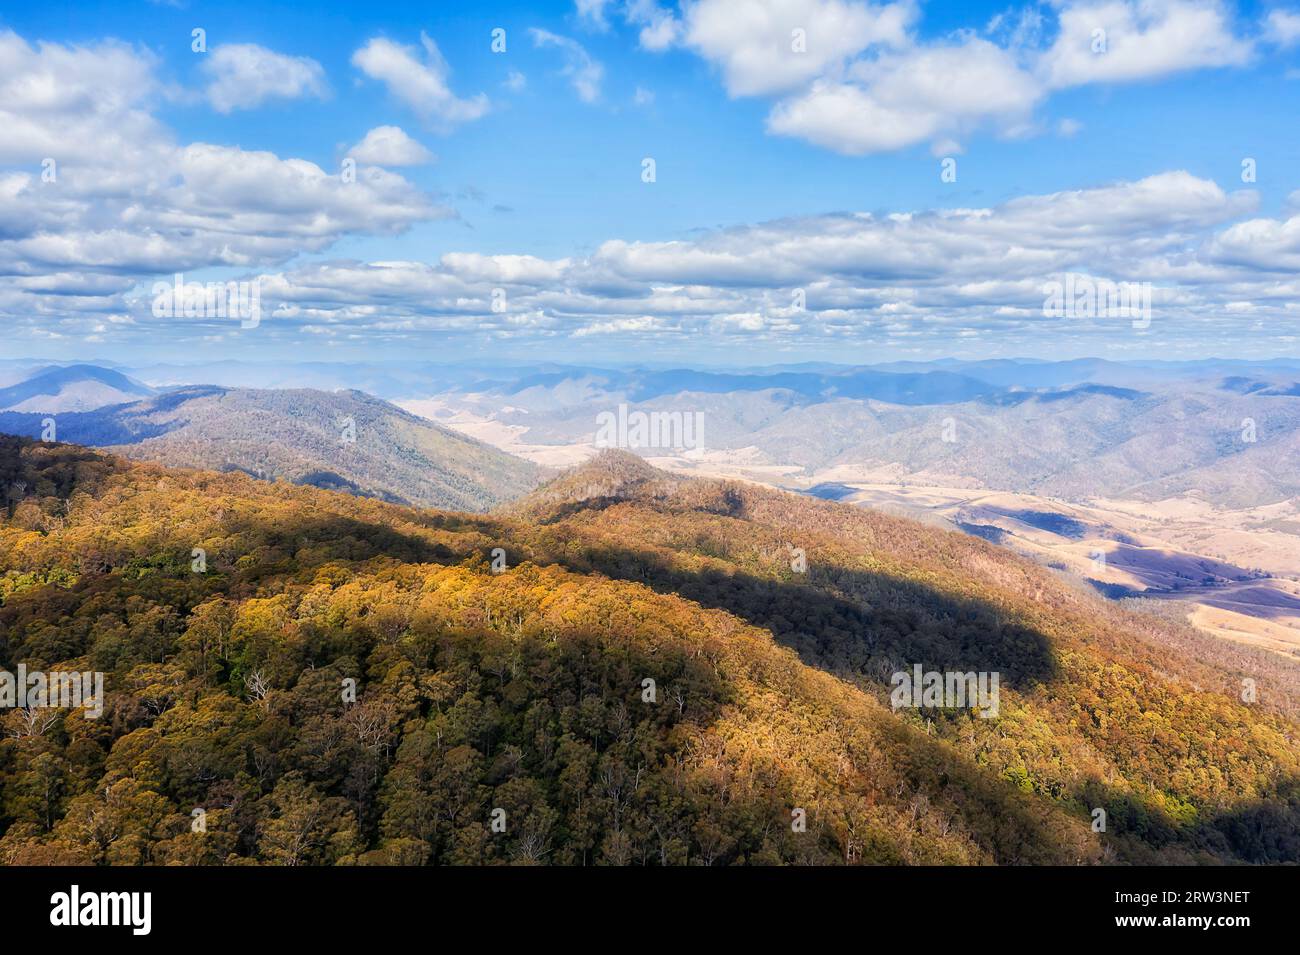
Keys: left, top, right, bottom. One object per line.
{"left": 0, "top": 440, "right": 1296, "bottom": 865}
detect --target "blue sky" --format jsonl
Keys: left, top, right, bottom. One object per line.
{"left": 1, "top": 0, "right": 1299, "bottom": 364}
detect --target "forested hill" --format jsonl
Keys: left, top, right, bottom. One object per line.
{"left": 1, "top": 438, "right": 1297, "bottom": 865}
{"left": 0, "top": 385, "right": 541, "bottom": 512}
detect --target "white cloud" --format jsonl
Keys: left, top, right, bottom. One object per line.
{"left": 683, "top": 0, "right": 914, "bottom": 96}
{"left": 577, "top": 0, "right": 681, "bottom": 47}
{"left": 0, "top": 30, "right": 161, "bottom": 166}
{"left": 627, "top": 0, "right": 683, "bottom": 50}
{"left": 349, "top": 126, "right": 435, "bottom": 166}
{"left": 1039, "top": 0, "right": 1251, "bottom": 89}
{"left": 768, "top": 38, "right": 1040, "bottom": 154}
{"left": 0, "top": 30, "right": 451, "bottom": 328}
{"left": 576, "top": 0, "right": 615, "bottom": 30}
{"left": 6, "top": 143, "right": 446, "bottom": 274}
{"left": 352, "top": 33, "right": 489, "bottom": 127}
{"left": 1, "top": 16, "right": 1293, "bottom": 355}
{"left": 647, "top": 0, "right": 1256, "bottom": 155}
{"left": 504, "top": 69, "right": 527, "bottom": 91}
{"left": 573, "top": 315, "right": 664, "bottom": 336}
{"left": 440, "top": 252, "right": 570, "bottom": 283}
{"left": 201, "top": 43, "right": 327, "bottom": 113}
{"left": 1205, "top": 212, "right": 1300, "bottom": 270}
{"left": 529, "top": 29, "right": 605, "bottom": 102}
{"left": 1265, "top": 9, "right": 1300, "bottom": 47}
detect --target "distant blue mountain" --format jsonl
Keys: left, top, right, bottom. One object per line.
{"left": 508, "top": 367, "right": 1005, "bottom": 406}
{"left": 0, "top": 363, "right": 154, "bottom": 411}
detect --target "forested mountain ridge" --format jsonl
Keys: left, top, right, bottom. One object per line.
{"left": 0, "top": 439, "right": 1297, "bottom": 865}
{"left": 0, "top": 385, "right": 541, "bottom": 512}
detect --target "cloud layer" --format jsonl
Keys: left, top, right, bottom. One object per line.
{"left": 19, "top": 151, "right": 1298, "bottom": 357}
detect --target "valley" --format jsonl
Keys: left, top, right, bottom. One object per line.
{"left": 5, "top": 359, "right": 1298, "bottom": 659}
{"left": 394, "top": 361, "right": 1300, "bottom": 659}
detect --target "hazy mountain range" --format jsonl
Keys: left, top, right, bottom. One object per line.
{"left": 3, "top": 355, "right": 1298, "bottom": 513}
{"left": 384, "top": 359, "right": 1300, "bottom": 509}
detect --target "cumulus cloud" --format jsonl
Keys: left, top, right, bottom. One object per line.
{"left": 201, "top": 43, "right": 327, "bottom": 113}
{"left": 613, "top": 0, "right": 1257, "bottom": 155}
{"left": 0, "top": 30, "right": 451, "bottom": 332}
{"left": 682, "top": 0, "right": 914, "bottom": 95}
{"left": 768, "top": 37, "right": 1040, "bottom": 154}
{"left": 575, "top": 172, "right": 1255, "bottom": 292}
{"left": 5, "top": 143, "right": 447, "bottom": 275}
{"left": 0, "top": 30, "right": 161, "bottom": 166}
{"left": 1204, "top": 212, "right": 1300, "bottom": 270}
{"left": 530, "top": 29, "right": 605, "bottom": 102}
{"left": 1039, "top": 0, "right": 1251, "bottom": 89}
{"left": 352, "top": 33, "right": 489, "bottom": 127}
{"left": 2, "top": 16, "right": 1293, "bottom": 356}
{"left": 440, "top": 252, "right": 571, "bottom": 283}
{"left": 349, "top": 126, "right": 435, "bottom": 166}
{"left": 626, "top": 0, "right": 683, "bottom": 50}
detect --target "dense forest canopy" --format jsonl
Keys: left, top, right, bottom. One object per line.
{"left": 0, "top": 437, "right": 1297, "bottom": 865}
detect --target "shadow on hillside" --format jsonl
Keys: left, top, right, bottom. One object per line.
{"left": 220, "top": 513, "right": 469, "bottom": 570}
{"left": 146, "top": 509, "right": 1300, "bottom": 863}
{"left": 150, "top": 496, "right": 1059, "bottom": 696}
{"left": 236, "top": 502, "right": 1060, "bottom": 693}
{"left": 1199, "top": 783, "right": 1300, "bottom": 863}
{"left": 12, "top": 476, "right": 1290, "bottom": 864}
{"left": 1079, "top": 775, "right": 1300, "bottom": 864}
{"left": 0, "top": 407, "right": 181, "bottom": 446}
{"left": 533, "top": 538, "right": 1060, "bottom": 693}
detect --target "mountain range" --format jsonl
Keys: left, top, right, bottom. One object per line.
{"left": 408, "top": 360, "right": 1300, "bottom": 508}
{"left": 2, "top": 359, "right": 1297, "bottom": 646}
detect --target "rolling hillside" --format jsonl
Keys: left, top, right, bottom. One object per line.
{"left": 0, "top": 439, "right": 1296, "bottom": 865}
